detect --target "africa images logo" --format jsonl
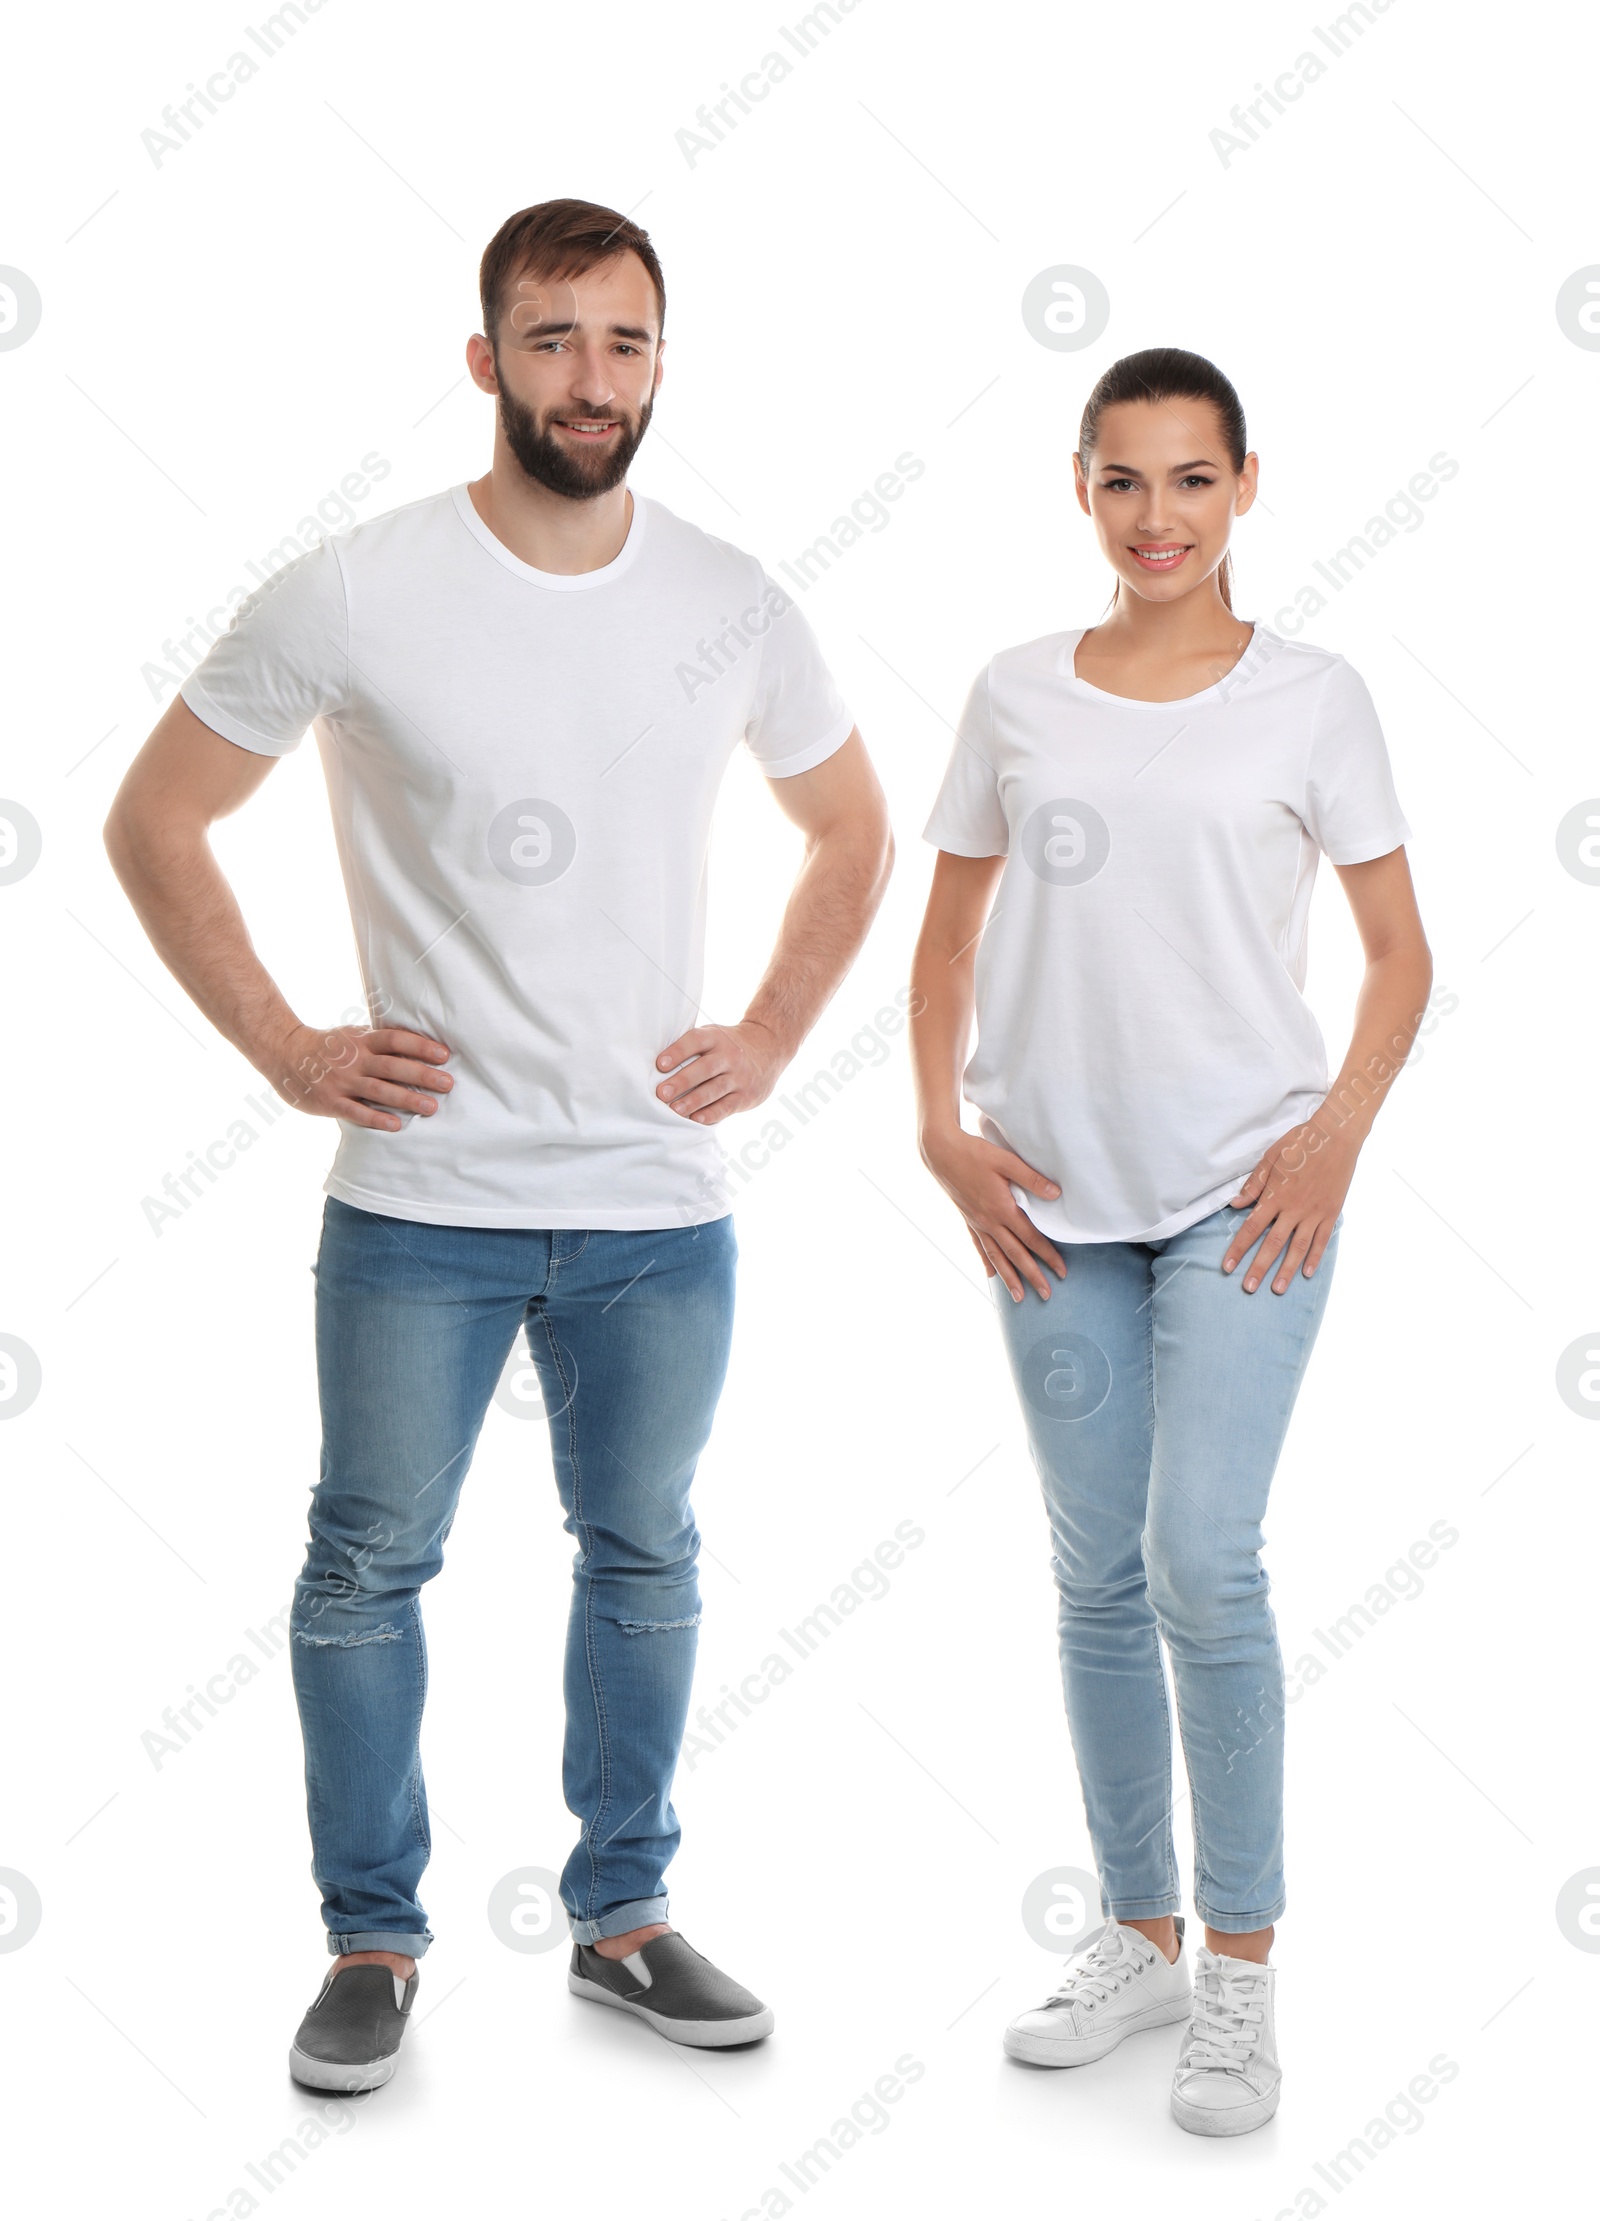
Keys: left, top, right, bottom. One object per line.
{"left": 487, "top": 799, "right": 578, "bottom": 887}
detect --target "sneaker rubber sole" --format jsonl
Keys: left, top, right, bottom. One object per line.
{"left": 567, "top": 1970, "right": 774, "bottom": 2048}
{"left": 287, "top": 2042, "right": 402, "bottom": 2093}
{"left": 1005, "top": 1992, "right": 1191, "bottom": 2068}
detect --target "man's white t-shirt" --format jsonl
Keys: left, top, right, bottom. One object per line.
{"left": 922, "top": 623, "right": 1413, "bottom": 1243}
{"left": 182, "top": 486, "right": 854, "bottom": 1229}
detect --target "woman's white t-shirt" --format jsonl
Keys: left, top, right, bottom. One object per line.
{"left": 181, "top": 487, "right": 854, "bottom": 1230}
{"left": 922, "top": 623, "right": 1412, "bottom": 1243}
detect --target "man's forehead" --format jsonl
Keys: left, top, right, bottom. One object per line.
{"left": 507, "top": 254, "right": 657, "bottom": 327}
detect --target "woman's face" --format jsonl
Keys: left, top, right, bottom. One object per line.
{"left": 1073, "top": 397, "right": 1257, "bottom": 606}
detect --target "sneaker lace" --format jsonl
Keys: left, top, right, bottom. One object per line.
{"left": 1179, "top": 1958, "right": 1267, "bottom": 2072}
{"left": 1043, "top": 1926, "right": 1153, "bottom": 2011}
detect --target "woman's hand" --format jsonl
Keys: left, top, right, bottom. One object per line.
{"left": 921, "top": 1125, "right": 1067, "bottom": 1302}
{"left": 1223, "top": 1119, "right": 1358, "bottom": 1292}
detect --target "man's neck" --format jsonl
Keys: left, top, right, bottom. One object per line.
{"left": 467, "top": 454, "right": 633, "bottom": 576}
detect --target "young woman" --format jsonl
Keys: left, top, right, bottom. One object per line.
{"left": 910, "top": 349, "right": 1430, "bottom": 2137}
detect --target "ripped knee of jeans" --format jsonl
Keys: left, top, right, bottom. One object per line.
{"left": 292, "top": 1621, "right": 405, "bottom": 1648}
{"left": 615, "top": 1612, "right": 702, "bottom": 1637}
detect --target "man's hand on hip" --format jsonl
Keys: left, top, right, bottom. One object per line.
{"left": 271, "top": 1022, "right": 454, "bottom": 1131}
{"left": 655, "top": 1020, "right": 784, "bottom": 1125}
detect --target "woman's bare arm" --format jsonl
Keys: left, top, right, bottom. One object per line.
{"left": 1222, "top": 844, "right": 1433, "bottom": 1290}
{"left": 909, "top": 849, "right": 1068, "bottom": 1302}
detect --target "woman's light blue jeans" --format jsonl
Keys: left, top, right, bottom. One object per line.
{"left": 291, "top": 1199, "right": 737, "bottom": 1956}
{"left": 995, "top": 1200, "right": 1341, "bottom": 1934}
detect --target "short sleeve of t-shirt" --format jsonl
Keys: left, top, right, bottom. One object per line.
{"left": 1301, "top": 658, "right": 1413, "bottom": 865}
{"left": 181, "top": 541, "right": 350, "bottom": 757}
{"left": 922, "top": 662, "right": 1008, "bottom": 855}
{"left": 742, "top": 574, "right": 854, "bottom": 778}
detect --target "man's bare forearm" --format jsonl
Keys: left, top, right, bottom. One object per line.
{"left": 741, "top": 822, "right": 893, "bottom": 1063}
{"left": 105, "top": 813, "right": 301, "bottom": 1080}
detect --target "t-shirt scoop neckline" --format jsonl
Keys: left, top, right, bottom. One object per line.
{"left": 1060, "top": 621, "right": 1267, "bottom": 709}
{"left": 920, "top": 622, "right": 1412, "bottom": 1244}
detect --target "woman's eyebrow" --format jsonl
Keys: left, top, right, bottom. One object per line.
{"left": 1095, "top": 458, "right": 1217, "bottom": 475}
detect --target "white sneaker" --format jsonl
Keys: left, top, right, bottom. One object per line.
{"left": 1004, "top": 1918, "right": 1192, "bottom": 2067}
{"left": 1170, "top": 1948, "right": 1281, "bottom": 2136}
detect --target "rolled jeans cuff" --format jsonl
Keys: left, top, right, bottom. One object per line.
{"left": 326, "top": 1929, "right": 433, "bottom": 1958}
{"left": 567, "top": 1896, "right": 669, "bottom": 1946}
{"left": 1105, "top": 1894, "right": 1182, "bottom": 1924}
{"left": 1193, "top": 1896, "right": 1286, "bottom": 1935}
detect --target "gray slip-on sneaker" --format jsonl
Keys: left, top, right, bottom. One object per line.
{"left": 568, "top": 1931, "right": 774, "bottom": 2048}
{"left": 289, "top": 1963, "right": 420, "bottom": 2092}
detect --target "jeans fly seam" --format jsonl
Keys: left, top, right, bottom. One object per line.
{"left": 550, "top": 1231, "right": 592, "bottom": 1278}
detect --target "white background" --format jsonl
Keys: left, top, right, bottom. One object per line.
{"left": 2, "top": 1, "right": 1595, "bottom": 2214}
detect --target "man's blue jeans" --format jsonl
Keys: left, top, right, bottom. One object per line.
{"left": 994, "top": 1201, "right": 1341, "bottom": 1934}
{"left": 290, "top": 1198, "right": 737, "bottom": 1956}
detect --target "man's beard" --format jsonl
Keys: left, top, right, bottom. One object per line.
{"left": 496, "top": 371, "right": 651, "bottom": 499}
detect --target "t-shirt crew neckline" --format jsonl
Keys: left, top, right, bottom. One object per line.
{"left": 1060, "top": 620, "right": 1268, "bottom": 708}
{"left": 448, "top": 480, "right": 648, "bottom": 590}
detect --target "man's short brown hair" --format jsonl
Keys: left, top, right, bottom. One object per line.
{"left": 479, "top": 199, "right": 666, "bottom": 346}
